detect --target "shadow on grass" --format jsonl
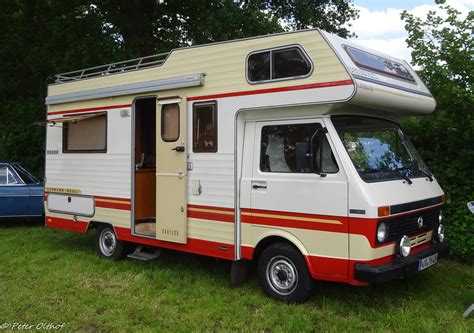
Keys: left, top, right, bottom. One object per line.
{"left": 47, "top": 228, "right": 233, "bottom": 276}
{"left": 0, "top": 217, "right": 44, "bottom": 228}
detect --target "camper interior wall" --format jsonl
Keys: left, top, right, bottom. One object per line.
{"left": 133, "top": 97, "right": 157, "bottom": 237}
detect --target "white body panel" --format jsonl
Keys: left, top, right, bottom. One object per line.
{"left": 45, "top": 106, "right": 132, "bottom": 199}
{"left": 47, "top": 193, "right": 95, "bottom": 217}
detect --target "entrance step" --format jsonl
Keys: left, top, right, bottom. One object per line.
{"left": 128, "top": 245, "right": 161, "bottom": 261}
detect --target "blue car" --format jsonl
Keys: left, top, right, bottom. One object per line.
{"left": 0, "top": 162, "right": 44, "bottom": 219}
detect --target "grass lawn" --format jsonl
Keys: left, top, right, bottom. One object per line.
{"left": 0, "top": 220, "right": 473, "bottom": 332}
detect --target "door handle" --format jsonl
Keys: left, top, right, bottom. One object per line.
{"left": 172, "top": 146, "right": 185, "bottom": 152}
{"left": 252, "top": 184, "right": 267, "bottom": 189}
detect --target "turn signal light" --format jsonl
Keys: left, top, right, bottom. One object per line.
{"left": 378, "top": 206, "right": 390, "bottom": 217}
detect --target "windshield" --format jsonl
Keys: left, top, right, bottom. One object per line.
{"left": 332, "top": 116, "right": 431, "bottom": 183}
{"left": 11, "top": 164, "right": 39, "bottom": 184}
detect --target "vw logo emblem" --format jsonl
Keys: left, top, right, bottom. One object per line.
{"left": 417, "top": 216, "right": 424, "bottom": 228}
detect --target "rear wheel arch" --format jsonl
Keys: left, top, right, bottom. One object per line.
{"left": 87, "top": 221, "right": 118, "bottom": 236}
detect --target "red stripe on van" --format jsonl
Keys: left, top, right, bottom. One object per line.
{"left": 94, "top": 195, "right": 131, "bottom": 203}
{"left": 187, "top": 204, "right": 234, "bottom": 223}
{"left": 48, "top": 104, "right": 132, "bottom": 116}
{"left": 46, "top": 216, "right": 89, "bottom": 233}
{"left": 95, "top": 201, "right": 131, "bottom": 211}
{"left": 240, "top": 207, "right": 348, "bottom": 233}
{"left": 188, "top": 79, "right": 354, "bottom": 101}
{"left": 114, "top": 226, "right": 234, "bottom": 260}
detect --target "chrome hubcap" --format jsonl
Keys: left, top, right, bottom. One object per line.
{"left": 266, "top": 256, "right": 298, "bottom": 295}
{"left": 99, "top": 229, "right": 116, "bottom": 256}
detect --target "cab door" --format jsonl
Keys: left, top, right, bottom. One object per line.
{"left": 248, "top": 118, "right": 349, "bottom": 277}
{"left": 156, "top": 96, "right": 187, "bottom": 243}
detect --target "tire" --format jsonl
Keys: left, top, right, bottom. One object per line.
{"left": 258, "top": 242, "right": 313, "bottom": 303}
{"left": 95, "top": 225, "right": 131, "bottom": 260}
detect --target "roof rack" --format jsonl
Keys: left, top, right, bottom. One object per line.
{"left": 54, "top": 52, "right": 169, "bottom": 84}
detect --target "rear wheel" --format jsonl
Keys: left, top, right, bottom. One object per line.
{"left": 95, "top": 225, "right": 131, "bottom": 260}
{"left": 258, "top": 242, "right": 313, "bottom": 303}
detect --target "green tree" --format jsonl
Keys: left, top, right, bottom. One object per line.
{"left": 0, "top": 1, "right": 358, "bottom": 176}
{"left": 0, "top": 0, "right": 120, "bottom": 176}
{"left": 401, "top": 3, "right": 474, "bottom": 261}
{"left": 95, "top": 0, "right": 359, "bottom": 57}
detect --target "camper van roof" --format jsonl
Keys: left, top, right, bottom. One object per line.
{"left": 53, "top": 29, "right": 325, "bottom": 84}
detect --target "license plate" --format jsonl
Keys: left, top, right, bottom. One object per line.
{"left": 418, "top": 253, "right": 438, "bottom": 271}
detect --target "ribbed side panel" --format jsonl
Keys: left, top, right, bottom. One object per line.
{"left": 187, "top": 153, "right": 234, "bottom": 209}
{"left": 188, "top": 219, "right": 234, "bottom": 244}
{"left": 45, "top": 153, "right": 131, "bottom": 198}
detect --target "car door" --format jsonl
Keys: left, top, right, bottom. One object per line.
{"left": 247, "top": 118, "right": 349, "bottom": 277}
{"left": 10, "top": 163, "right": 44, "bottom": 216}
{"left": 0, "top": 164, "right": 29, "bottom": 217}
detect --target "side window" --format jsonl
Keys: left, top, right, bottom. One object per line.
{"left": 63, "top": 113, "right": 107, "bottom": 153}
{"left": 0, "top": 166, "right": 7, "bottom": 185}
{"left": 248, "top": 52, "right": 270, "bottom": 82}
{"left": 0, "top": 166, "right": 17, "bottom": 185}
{"left": 248, "top": 46, "right": 312, "bottom": 83}
{"left": 260, "top": 123, "right": 338, "bottom": 174}
{"left": 344, "top": 45, "right": 415, "bottom": 82}
{"left": 161, "top": 103, "right": 179, "bottom": 142}
{"left": 8, "top": 169, "right": 17, "bottom": 184}
{"left": 193, "top": 102, "right": 217, "bottom": 153}
{"left": 272, "top": 47, "right": 312, "bottom": 80}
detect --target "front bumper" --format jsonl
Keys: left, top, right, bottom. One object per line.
{"left": 355, "top": 240, "right": 450, "bottom": 284}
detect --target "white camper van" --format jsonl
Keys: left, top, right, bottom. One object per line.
{"left": 43, "top": 29, "right": 449, "bottom": 302}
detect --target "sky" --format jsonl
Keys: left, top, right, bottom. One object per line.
{"left": 348, "top": 0, "right": 473, "bottom": 64}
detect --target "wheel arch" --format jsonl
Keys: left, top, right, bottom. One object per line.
{"left": 250, "top": 230, "right": 317, "bottom": 279}
{"left": 87, "top": 221, "right": 117, "bottom": 234}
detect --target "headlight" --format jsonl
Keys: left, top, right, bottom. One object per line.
{"left": 399, "top": 235, "right": 411, "bottom": 257}
{"left": 437, "top": 224, "right": 445, "bottom": 243}
{"left": 439, "top": 210, "right": 443, "bottom": 224}
{"left": 377, "top": 222, "right": 388, "bottom": 243}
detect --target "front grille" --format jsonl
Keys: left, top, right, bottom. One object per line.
{"left": 380, "top": 207, "right": 440, "bottom": 244}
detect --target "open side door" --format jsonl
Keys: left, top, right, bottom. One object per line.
{"left": 156, "top": 96, "right": 187, "bottom": 244}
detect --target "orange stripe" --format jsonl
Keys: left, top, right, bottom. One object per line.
{"left": 187, "top": 79, "right": 353, "bottom": 101}
{"left": 187, "top": 204, "right": 234, "bottom": 212}
{"left": 48, "top": 104, "right": 132, "bottom": 116}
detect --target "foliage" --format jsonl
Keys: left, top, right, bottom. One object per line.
{"left": 0, "top": 0, "right": 358, "bottom": 177}
{"left": 401, "top": 4, "right": 474, "bottom": 261}
{"left": 0, "top": 223, "right": 473, "bottom": 331}
{"left": 0, "top": 0, "right": 122, "bottom": 176}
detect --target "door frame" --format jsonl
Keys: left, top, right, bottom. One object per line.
{"left": 131, "top": 95, "right": 158, "bottom": 239}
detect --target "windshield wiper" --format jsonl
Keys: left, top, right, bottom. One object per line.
{"left": 419, "top": 169, "right": 434, "bottom": 182}
{"left": 393, "top": 166, "right": 413, "bottom": 185}
{"left": 362, "top": 166, "right": 413, "bottom": 184}
{"left": 397, "top": 170, "right": 412, "bottom": 185}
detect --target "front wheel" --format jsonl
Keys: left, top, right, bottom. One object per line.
{"left": 258, "top": 242, "right": 313, "bottom": 303}
{"left": 95, "top": 225, "right": 131, "bottom": 260}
